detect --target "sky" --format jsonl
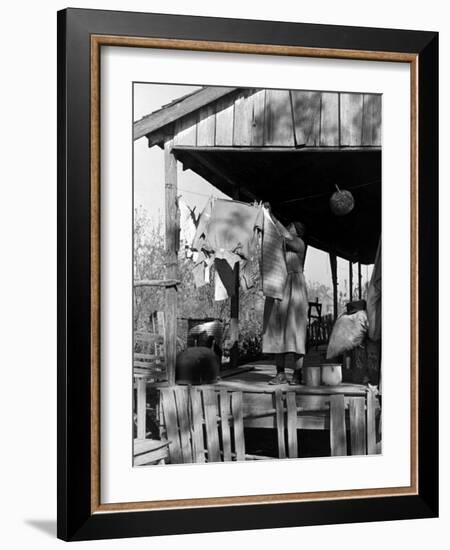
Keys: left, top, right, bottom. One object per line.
{"left": 133, "top": 83, "right": 373, "bottom": 300}
{"left": 134, "top": 84, "right": 229, "bottom": 222}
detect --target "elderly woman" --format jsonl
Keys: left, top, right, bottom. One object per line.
{"left": 262, "top": 218, "right": 308, "bottom": 385}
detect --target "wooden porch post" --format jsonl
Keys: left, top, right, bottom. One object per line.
{"left": 229, "top": 186, "right": 240, "bottom": 369}
{"left": 358, "top": 262, "right": 362, "bottom": 300}
{"left": 164, "top": 138, "right": 179, "bottom": 386}
{"left": 330, "top": 253, "right": 338, "bottom": 320}
{"left": 229, "top": 263, "right": 240, "bottom": 369}
{"left": 349, "top": 260, "right": 353, "bottom": 302}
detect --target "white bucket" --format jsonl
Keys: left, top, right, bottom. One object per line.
{"left": 321, "top": 364, "right": 342, "bottom": 385}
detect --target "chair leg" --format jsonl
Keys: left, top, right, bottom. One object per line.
{"left": 286, "top": 392, "right": 299, "bottom": 458}
{"left": 329, "top": 394, "right": 347, "bottom": 456}
{"left": 274, "top": 390, "right": 286, "bottom": 459}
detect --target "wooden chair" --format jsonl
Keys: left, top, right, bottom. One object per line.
{"left": 271, "top": 389, "right": 377, "bottom": 458}
{"left": 134, "top": 331, "right": 165, "bottom": 381}
{"left": 159, "top": 387, "right": 248, "bottom": 464}
{"left": 133, "top": 438, "right": 170, "bottom": 466}
{"left": 159, "top": 386, "right": 378, "bottom": 463}
{"left": 133, "top": 331, "right": 165, "bottom": 439}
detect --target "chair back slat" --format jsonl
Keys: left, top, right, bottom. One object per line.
{"left": 219, "top": 390, "right": 232, "bottom": 461}
{"left": 286, "top": 392, "right": 299, "bottom": 458}
{"left": 136, "top": 378, "right": 147, "bottom": 440}
{"left": 349, "top": 396, "right": 366, "bottom": 455}
{"left": 366, "top": 389, "right": 377, "bottom": 454}
{"left": 274, "top": 390, "right": 286, "bottom": 459}
{"left": 174, "top": 387, "right": 193, "bottom": 463}
{"left": 203, "top": 389, "right": 221, "bottom": 462}
{"left": 231, "top": 392, "right": 245, "bottom": 461}
{"left": 160, "top": 389, "right": 182, "bottom": 463}
{"left": 189, "top": 388, "right": 206, "bottom": 463}
{"left": 329, "top": 394, "right": 347, "bottom": 456}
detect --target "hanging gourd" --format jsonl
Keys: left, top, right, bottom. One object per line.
{"left": 329, "top": 185, "right": 355, "bottom": 216}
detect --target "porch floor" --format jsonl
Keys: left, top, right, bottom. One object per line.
{"left": 216, "top": 361, "right": 368, "bottom": 396}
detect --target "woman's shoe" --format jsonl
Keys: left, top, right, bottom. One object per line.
{"left": 268, "top": 372, "right": 288, "bottom": 385}
{"left": 289, "top": 371, "right": 302, "bottom": 385}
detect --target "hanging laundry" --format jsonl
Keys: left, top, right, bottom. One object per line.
{"left": 261, "top": 207, "right": 289, "bottom": 300}
{"left": 192, "top": 197, "right": 263, "bottom": 265}
{"left": 214, "top": 268, "right": 229, "bottom": 301}
{"left": 191, "top": 251, "right": 207, "bottom": 288}
{"left": 179, "top": 199, "right": 199, "bottom": 258}
{"left": 191, "top": 197, "right": 263, "bottom": 300}
{"left": 192, "top": 197, "right": 213, "bottom": 253}
{"left": 204, "top": 259, "right": 212, "bottom": 285}
{"left": 214, "top": 258, "right": 239, "bottom": 297}
{"left": 191, "top": 250, "right": 213, "bottom": 288}
{"left": 240, "top": 253, "right": 258, "bottom": 291}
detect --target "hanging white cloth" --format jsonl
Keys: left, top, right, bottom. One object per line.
{"left": 179, "top": 198, "right": 198, "bottom": 257}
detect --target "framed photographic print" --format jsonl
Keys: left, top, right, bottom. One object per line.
{"left": 57, "top": 8, "right": 438, "bottom": 541}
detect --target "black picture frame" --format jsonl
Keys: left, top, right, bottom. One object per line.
{"left": 57, "top": 7, "right": 438, "bottom": 541}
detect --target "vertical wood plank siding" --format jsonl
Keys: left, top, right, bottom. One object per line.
{"left": 215, "top": 96, "right": 234, "bottom": 145}
{"left": 291, "top": 91, "right": 321, "bottom": 146}
{"left": 166, "top": 90, "right": 380, "bottom": 149}
{"left": 320, "top": 92, "right": 340, "bottom": 146}
{"left": 197, "top": 104, "right": 216, "bottom": 146}
{"left": 340, "top": 93, "right": 364, "bottom": 146}
{"left": 173, "top": 112, "right": 197, "bottom": 146}
{"left": 233, "top": 89, "right": 256, "bottom": 146}
{"left": 362, "top": 94, "right": 382, "bottom": 146}
{"left": 264, "top": 89, "right": 295, "bottom": 146}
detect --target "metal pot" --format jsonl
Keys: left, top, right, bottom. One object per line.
{"left": 303, "top": 365, "right": 321, "bottom": 387}
{"left": 175, "top": 347, "right": 220, "bottom": 385}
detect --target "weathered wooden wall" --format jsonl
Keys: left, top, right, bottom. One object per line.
{"left": 159, "top": 89, "right": 381, "bottom": 149}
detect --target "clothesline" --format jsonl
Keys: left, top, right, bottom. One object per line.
{"left": 178, "top": 187, "right": 224, "bottom": 199}
{"left": 280, "top": 180, "right": 380, "bottom": 204}
{"left": 179, "top": 180, "right": 379, "bottom": 204}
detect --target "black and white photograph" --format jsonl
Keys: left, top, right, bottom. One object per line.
{"left": 0, "top": 0, "right": 443, "bottom": 546}
{"left": 132, "top": 83, "right": 382, "bottom": 466}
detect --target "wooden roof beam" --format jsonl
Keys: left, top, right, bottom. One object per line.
{"left": 134, "top": 87, "right": 237, "bottom": 140}
{"left": 170, "top": 145, "right": 381, "bottom": 153}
